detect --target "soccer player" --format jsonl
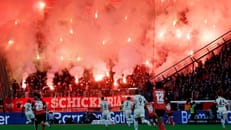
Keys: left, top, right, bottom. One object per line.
{"left": 122, "top": 97, "right": 133, "bottom": 126}
{"left": 43, "top": 101, "right": 50, "bottom": 127}
{"left": 146, "top": 102, "right": 158, "bottom": 126}
{"left": 33, "top": 93, "right": 46, "bottom": 130}
{"left": 215, "top": 92, "right": 229, "bottom": 130}
{"left": 166, "top": 100, "right": 175, "bottom": 126}
{"left": 23, "top": 99, "right": 35, "bottom": 124}
{"left": 100, "top": 97, "right": 115, "bottom": 128}
{"left": 133, "top": 89, "right": 150, "bottom": 130}
{"left": 153, "top": 82, "right": 166, "bottom": 130}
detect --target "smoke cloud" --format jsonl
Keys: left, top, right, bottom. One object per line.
{"left": 0, "top": 0, "right": 231, "bottom": 82}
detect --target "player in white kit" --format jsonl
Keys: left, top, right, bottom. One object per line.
{"left": 23, "top": 99, "right": 35, "bottom": 124}
{"left": 100, "top": 97, "right": 115, "bottom": 128}
{"left": 43, "top": 101, "right": 50, "bottom": 127}
{"left": 215, "top": 92, "right": 229, "bottom": 130}
{"left": 122, "top": 97, "right": 133, "bottom": 126}
{"left": 133, "top": 89, "right": 150, "bottom": 130}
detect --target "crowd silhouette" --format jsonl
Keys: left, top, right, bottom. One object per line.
{"left": 11, "top": 42, "right": 231, "bottom": 102}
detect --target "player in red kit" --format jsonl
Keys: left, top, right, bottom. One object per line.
{"left": 166, "top": 99, "right": 175, "bottom": 126}
{"left": 153, "top": 82, "right": 166, "bottom": 130}
{"left": 32, "top": 93, "right": 46, "bottom": 130}
{"left": 146, "top": 102, "right": 158, "bottom": 126}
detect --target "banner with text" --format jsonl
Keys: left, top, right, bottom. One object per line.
{"left": 3, "top": 96, "right": 131, "bottom": 112}
{"left": 0, "top": 111, "right": 231, "bottom": 125}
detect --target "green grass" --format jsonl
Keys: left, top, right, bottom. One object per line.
{"left": 0, "top": 124, "right": 229, "bottom": 130}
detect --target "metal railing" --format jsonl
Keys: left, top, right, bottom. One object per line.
{"left": 153, "top": 30, "right": 231, "bottom": 81}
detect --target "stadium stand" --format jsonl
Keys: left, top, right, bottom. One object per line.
{"left": 1, "top": 30, "right": 231, "bottom": 113}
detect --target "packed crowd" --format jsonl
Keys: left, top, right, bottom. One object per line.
{"left": 11, "top": 64, "right": 152, "bottom": 98}
{"left": 162, "top": 41, "right": 231, "bottom": 100}
{"left": 11, "top": 41, "right": 231, "bottom": 101}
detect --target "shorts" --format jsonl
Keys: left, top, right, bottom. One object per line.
{"left": 148, "top": 114, "right": 158, "bottom": 122}
{"left": 155, "top": 109, "right": 165, "bottom": 117}
{"left": 217, "top": 107, "right": 228, "bottom": 115}
{"left": 35, "top": 113, "right": 46, "bottom": 124}
{"left": 123, "top": 110, "right": 132, "bottom": 119}
{"left": 102, "top": 110, "right": 111, "bottom": 120}
{"left": 25, "top": 111, "right": 35, "bottom": 120}
{"left": 167, "top": 112, "right": 173, "bottom": 117}
{"left": 134, "top": 108, "right": 145, "bottom": 119}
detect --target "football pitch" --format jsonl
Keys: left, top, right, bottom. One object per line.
{"left": 0, "top": 124, "right": 230, "bottom": 130}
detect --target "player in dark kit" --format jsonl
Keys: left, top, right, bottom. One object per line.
{"left": 166, "top": 99, "right": 175, "bottom": 126}
{"left": 32, "top": 93, "right": 46, "bottom": 130}
{"left": 146, "top": 102, "right": 158, "bottom": 126}
{"left": 153, "top": 82, "right": 166, "bottom": 130}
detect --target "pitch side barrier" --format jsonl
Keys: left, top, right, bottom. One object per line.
{"left": 170, "top": 100, "right": 231, "bottom": 111}
{"left": 0, "top": 110, "right": 231, "bottom": 125}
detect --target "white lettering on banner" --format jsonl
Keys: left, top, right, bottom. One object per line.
{"left": 181, "top": 111, "right": 231, "bottom": 124}
{"left": 50, "top": 96, "right": 122, "bottom": 109}
{"left": 54, "top": 112, "right": 61, "bottom": 120}
{"left": 111, "top": 112, "right": 126, "bottom": 124}
{"left": 62, "top": 115, "right": 71, "bottom": 123}
{"left": 59, "top": 98, "right": 66, "bottom": 108}
{"left": 76, "top": 97, "right": 81, "bottom": 107}
{"left": 0, "top": 115, "right": 9, "bottom": 125}
{"left": 51, "top": 98, "right": 58, "bottom": 108}
{"left": 53, "top": 112, "right": 127, "bottom": 124}
{"left": 3, "top": 96, "right": 128, "bottom": 112}
{"left": 107, "top": 97, "right": 113, "bottom": 107}
{"left": 81, "top": 98, "right": 88, "bottom": 108}
{"left": 67, "top": 98, "right": 78, "bottom": 108}
{"left": 89, "top": 97, "right": 99, "bottom": 107}
{"left": 53, "top": 112, "right": 83, "bottom": 124}
{"left": 195, "top": 113, "right": 207, "bottom": 119}
{"left": 105, "top": 96, "right": 121, "bottom": 107}
{"left": 116, "top": 96, "right": 121, "bottom": 106}
{"left": 228, "top": 112, "right": 231, "bottom": 124}
{"left": 181, "top": 111, "right": 207, "bottom": 124}
{"left": 181, "top": 111, "right": 189, "bottom": 124}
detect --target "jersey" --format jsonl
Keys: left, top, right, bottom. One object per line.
{"left": 34, "top": 100, "right": 46, "bottom": 115}
{"left": 24, "top": 102, "right": 35, "bottom": 123}
{"left": 146, "top": 102, "right": 155, "bottom": 117}
{"left": 24, "top": 103, "right": 33, "bottom": 113}
{"left": 166, "top": 103, "right": 172, "bottom": 113}
{"left": 133, "top": 94, "right": 147, "bottom": 118}
{"left": 216, "top": 96, "right": 229, "bottom": 113}
{"left": 122, "top": 100, "right": 132, "bottom": 111}
{"left": 100, "top": 100, "right": 111, "bottom": 120}
{"left": 153, "top": 89, "right": 166, "bottom": 110}
{"left": 122, "top": 100, "right": 132, "bottom": 119}
{"left": 101, "top": 101, "right": 110, "bottom": 112}
{"left": 134, "top": 95, "right": 147, "bottom": 110}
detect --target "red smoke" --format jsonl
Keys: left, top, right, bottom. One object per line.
{"left": 0, "top": 0, "right": 231, "bottom": 82}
